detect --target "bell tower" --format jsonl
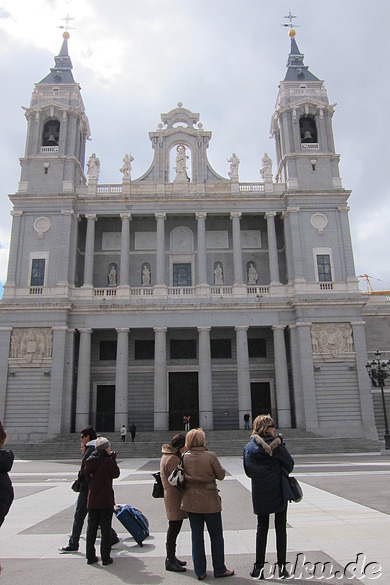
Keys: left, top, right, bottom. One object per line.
{"left": 271, "top": 28, "right": 342, "bottom": 191}
{"left": 18, "top": 32, "right": 90, "bottom": 195}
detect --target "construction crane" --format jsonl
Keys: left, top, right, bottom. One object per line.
{"left": 358, "top": 274, "right": 390, "bottom": 295}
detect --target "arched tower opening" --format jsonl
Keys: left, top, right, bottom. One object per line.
{"left": 299, "top": 116, "right": 317, "bottom": 144}
{"left": 42, "top": 118, "right": 60, "bottom": 147}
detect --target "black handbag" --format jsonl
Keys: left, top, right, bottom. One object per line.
{"left": 167, "top": 456, "right": 185, "bottom": 491}
{"left": 151, "top": 471, "right": 164, "bottom": 498}
{"left": 288, "top": 476, "right": 303, "bottom": 503}
{"left": 71, "top": 479, "right": 81, "bottom": 493}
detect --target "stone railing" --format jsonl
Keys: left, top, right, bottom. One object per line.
{"left": 40, "top": 146, "right": 59, "bottom": 153}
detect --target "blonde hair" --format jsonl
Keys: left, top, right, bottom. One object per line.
{"left": 252, "top": 414, "right": 274, "bottom": 437}
{"left": 0, "top": 421, "right": 7, "bottom": 449}
{"left": 185, "top": 428, "right": 206, "bottom": 449}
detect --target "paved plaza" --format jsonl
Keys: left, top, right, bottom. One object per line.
{"left": 1, "top": 451, "right": 389, "bottom": 584}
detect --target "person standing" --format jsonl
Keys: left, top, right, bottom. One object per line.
{"left": 85, "top": 436, "right": 120, "bottom": 566}
{"left": 0, "top": 421, "right": 14, "bottom": 528}
{"left": 181, "top": 428, "right": 234, "bottom": 580}
{"left": 243, "top": 414, "right": 294, "bottom": 579}
{"left": 120, "top": 425, "right": 127, "bottom": 443}
{"left": 129, "top": 423, "right": 136, "bottom": 442}
{"left": 160, "top": 434, "right": 187, "bottom": 573}
{"left": 244, "top": 412, "right": 250, "bottom": 430}
{"left": 58, "top": 425, "right": 119, "bottom": 553}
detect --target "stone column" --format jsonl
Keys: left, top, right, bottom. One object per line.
{"left": 198, "top": 326, "right": 213, "bottom": 429}
{"left": 119, "top": 213, "right": 131, "bottom": 286}
{"left": 48, "top": 327, "right": 67, "bottom": 435}
{"left": 288, "top": 325, "right": 305, "bottom": 428}
{"left": 284, "top": 207, "right": 305, "bottom": 285}
{"left": 338, "top": 206, "right": 358, "bottom": 283}
{"left": 154, "top": 327, "right": 168, "bottom": 430}
{"left": 83, "top": 214, "right": 97, "bottom": 287}
{"left": 75, "top": 328, "right": 92, "bottom": 430}
{"left": 235, "top": 326, "right": 251, "bottom": 429}
{"left": 295, "top": 322, "right": 318, "bottom": 431}
{"left": 351, "top": 321, "right": 377, "bottom": 438}
{"left": 265, "top": 212, "right": 281, "bottom": 285}
{"left": 115, "top": 328, "right": 129, "bottom": 430}
{"left": 272, "top": 325, "right": 292, "bottom": 427}
{"left": 57, "top": 210, "right": 74, "bottom": 285}
{"left": 61, "top": 328, "right": 76, "bottom": 433}
{"left": 196, "top": 212, "right": 207, "bottom": 285}
{"left": 0, "top": 327, "right": 12, "bottom": 421}
{"left": 155, "top": 213, "right": 166, "bottom": 290}
{"left": 231, "top": 212, "right": 244, "bottom": 284}
{"left": 4, "top": 211, "right": 23, "bottom": 289}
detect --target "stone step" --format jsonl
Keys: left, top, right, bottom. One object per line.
{"left": 9, "top": 430, "right": 384, "bottom": 459}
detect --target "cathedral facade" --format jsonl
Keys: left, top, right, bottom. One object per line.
{"left": 0, "top": 31, "right": 380, "bottom": 441}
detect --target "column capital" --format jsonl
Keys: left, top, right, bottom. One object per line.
{"left": 155, "top": 212, "right": 166, "bottom": 221}
{"left": 154, "top": 326, "right": 167, "bottom": 333}
{"left": 116, "top": 327, "right": 130, "bottom": 333}
{"left": 196, "top": 212, "right": 207, "bottom": 220}
{"left": 295, "top": 322, "right": 312, "bottom": 328}
{"left": 85, "top": 213, "right": 97, "bottom": 221}
{"left": 61, "top": 209, "right": 75, "bottom": 216}
{"left": 52, "top": 326, "right": 74, "bottom": 332}
{"left": 78, "top": 328, "right": 93, "bottom": 334}
{"left": 10, "top": 210, "right": 23, "bottom": 217}
{"left": 350, "top": 321, "right": 366, "bottom": 327}
{"left": 234, "top": 325, "right": 249, "bottom": 332}
{"left": 272, "top": 324, "right": 286, "bottom": 331}
{"left": 265, "top": 211, "right": 277, "bottom": 219}
{"left": 197, "top": 326, "right": 211, "bottom": 332}
{"left": 120, "top": 213, "right": 132, "bottom": 220}
{"left": 0, "top": 327, "right": 12, "bottom": 332}
{"left": 230, "top": 211, "right": 242, "bottom": 220}
{"left": 337, "top": 205, "right": 350, "bottom": 213}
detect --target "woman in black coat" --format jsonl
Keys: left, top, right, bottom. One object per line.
{"left": 243, "top": 414, "right": 294, "bottom": 580}
{"left": 0, "top": 421, "right": 14, "bottom": 528}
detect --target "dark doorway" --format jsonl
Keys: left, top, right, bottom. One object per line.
{"left": 251, "top": 382, "right": 272, "bottom": 421}
{"left": 96, "top": 385, "right": 115, "bottom": 432}
{"left": 169, "top": 372, "right": 199, "bottom": 430}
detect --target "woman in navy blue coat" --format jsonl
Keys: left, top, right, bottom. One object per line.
{"left": 243, "top": 414, "right": 294, "bottom": 579}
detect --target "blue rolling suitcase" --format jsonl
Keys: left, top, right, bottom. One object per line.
{"left": 115, "top": 504, "right": 149, "bottom": 546}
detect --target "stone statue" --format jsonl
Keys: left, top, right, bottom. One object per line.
{"left": 174, "top": 145, "right": 189, "bottom": 181}
{"left": 86, "top": 152, "right": 100, "bottom": 181}
{"left": 247, "top": 262, "right": 259, "bottom": 285}
{"left": 119, "top": 153, "right": 134, "bottom": 179}
{"left": 228, "top": 153, "right": 240, "bottom": 180}
{"left": 141, "top": 263, "right": 151, "bottom": 285}
{"left": 107, "top": 264, "right": 117, "bottom": 286}
{"left": 260, "top": 152, "right": 273, "bottom": 181}
{"left": 214, "top": 262, "right": 224, "bottom": 285}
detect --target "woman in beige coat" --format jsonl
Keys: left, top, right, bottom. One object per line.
{"left": 160, "top": 433, "right": 187, "bottom": 572}
{"left": 181, "top": 428, "right": 234, "bottom": 580}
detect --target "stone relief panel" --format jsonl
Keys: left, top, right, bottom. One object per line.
{"left": 102, "top": 232, "right": 121, "bottom": 250}
{"left": 206, "top": 231, "right": 229, "bottom": 249}
{"left": 311, "top": 323, "right": 354, "bottom": 357}
{"left": 241, "top": 230, "right": 262, "bottom": 249}
{"left": 10, "top": 328, "right": 53, "bottom": 365}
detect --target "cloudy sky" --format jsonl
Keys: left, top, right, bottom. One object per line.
{"left": 0, "top": 0, "right": 389, "bottom": 294}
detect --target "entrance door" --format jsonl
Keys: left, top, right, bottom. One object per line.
{"left": 96, "top": 385, "right": 115, "bottom": 432}
{"left": 169, "top": 372, "right": 199, "bottom": 430}
{"left": 251, "top": 382, "right": 272, "bottom": 420}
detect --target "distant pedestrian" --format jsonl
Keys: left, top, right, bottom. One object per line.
{"left": 85, "top": 436, "right": 120, "bottom": 566}
{"left": 183, "top": 415, "right": 190, "bottom": 431}
{"left": 244, "top": 412, "right": 250, "bottom": 430}
{"left": 0, "top": 421, "right": 14, "bottom": 529}
{"left": 120, "top": 425, "right": 127, "bottom": 443}
{"left": 129, "top": 423, "right": 137, "bottom": 442}
{"left": 243, "top": 414, "right": 294, "bottom": 579}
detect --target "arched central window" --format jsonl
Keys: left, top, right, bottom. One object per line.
{"left": 42, "top": 119, "right": 60, "bottom": 146}
{"left": 299, "top": 116, "right": 317, "bottom": 143}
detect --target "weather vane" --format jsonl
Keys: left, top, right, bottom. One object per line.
{"left": 282, "top": 10, "right": 299, "bottom": 29}
{"left": 58, "top": 14, "right": 75, "bottom": 33}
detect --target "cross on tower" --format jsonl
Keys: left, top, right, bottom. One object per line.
{"left": 58, "top": 14, "right": 75, "bottom": 32}
{"left": 282, "top": 10, "right": 299, "bottom": 29}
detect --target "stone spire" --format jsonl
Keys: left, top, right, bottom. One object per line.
{"left": 39, "top": 32, "right": 75, "bottom": 84}
{"left": 284, "top": 29, "right": 319, "bottom": 82}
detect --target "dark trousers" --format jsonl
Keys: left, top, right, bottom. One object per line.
{"left": 188, "top": 512, "right": 226, "bottom": 578}
{"left": 255, "top": 505, "right": 287, "bottom": 566}
{"left": 86, "top": 508, "right": 113, "bottom": 562}
{"left": 69, "top": 490, "right": 117, "bottom": 548}
{"left": 166, "top": 519, "right": 183, "bottom": 560}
